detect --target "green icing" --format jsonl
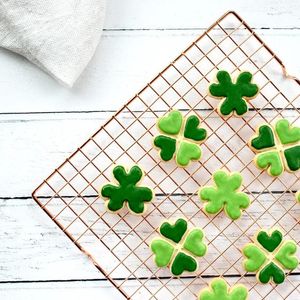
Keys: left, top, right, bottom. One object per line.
{"left": 154, "top": 110, "right": 207, "bottom": 167}
{"left": 171, "top": 251, "right": 197, "bottom": 276}
{"left": 158, "top": 110, "right": 183, "bottom": 135}
{"left": 242, "top": 228, "right": 298, "bottom": 285}
{"left": 154, "top": 135, "right": 176, "bottom": 161}
{"left": 160, "top": 218, "right": 188, "bottom": 243}
{"left": 255, "top": 151, "right": 283, "bottom": 176}
{"left": 250, "top": 118, "right": 300, "bottom": 176}
{"left": 151, "top": 239, "right": 175, "bottom": 267}
{"left": 258, "top": 262, "right": 285, "bottom": 284}
{"left": 101, "top": 165, "right": 153, "bottom": 214}
{"left": 176, "top": 141, "right": 202, "bottom": 166}
{"left": 198, "top": 278, "right": 248, "bottom": 300}
{"left": 183, "top": 228, "right": 207, "bottom": 257}
{"left": 150, "top": 218, "right": 207, "bottom": 276}
{"left": 296, "top": 191, "right": 300, "bottom": 203}
{"left": 275, "top": 119, "right": 300, "bottom": 145}
{"left": 251, "top": 125, "right": 275, "bottom": 150}
{"left": 275, "top": 241, "right": 299, "bottom": 270}
{"left": 284, "top": 145, "right": 300, "bottom": 171}
{"left": 209, "top": 70, "right": 259, "bottom": 116}
{"left": 199, "top": 170, "right": 250, "bottom": 220}
{"left": 257, "top": 229, "right": 283, "bottom": 252}
{"left": 184, "top": 115, "right": 207, "bottom": 141}
{"left": 243, "top": 244, "right": 267, "bottom": 272}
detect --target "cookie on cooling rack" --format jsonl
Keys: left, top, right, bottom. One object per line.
{"left": 100, "top": 165, "right": 153, "bottom": 215}
{"left": 150, "top": 218, "right": 207, "bottom": 276}
{"left": 198, "top": 170, "right": 250, "bottom": 220}
{"left": 198, "top": 278, "right": 248, "bottom": 300}
{"left": 242, "top": 228, "right": 298, "bottom": 284}
{"left": 153, "top": 110, "right": 208, "bottom": 167}
{"left": 249, "top": 118, "right": 300, "bottom": 177}
{"left": 208, "top": 70, "right": 259, "bottom": 117}
{"left": 296, "top": 191, "right": 300, "bottom": 203}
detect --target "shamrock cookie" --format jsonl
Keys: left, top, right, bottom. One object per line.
{"left": 209, "top": 70, "right": 259, "bottom": 117}
{"left": 242, "top": 228, "right": 298, "bottom": 284}
{"left": 198, "top": 278, "right": 248, "bottom": 300}
{"left": 150, "top": 218, "right": 207, "bottom": 276}
{"left": 296, "top": 191, "right": 300, "bottom": 203}
{"left": 154, "top": 110, "right": 207, "bottom": 167}
{"left": 250, "top": 119, "right": 300, "bottom": 176}
{"left": 100, "top": 165, "right": 153, "bottom": 214}
{"left": 198, "top": 170, "right": 250, "bottom": 220}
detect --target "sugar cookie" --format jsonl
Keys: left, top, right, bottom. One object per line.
{"left": 150, "top": 218, "right": 207, "bottom": 276}
{"left": 199, "top": 170, "right": 250, "bottom": 220}
{"left": 100, "top": 165, "right": 153, "bottom": 215}
{"left": 242, "top": 228, "right": 298, "bottom": 284}
{"left": 250, "top": 119, "right": 300, "bottom": 176}
{"left": 154, "top": 110, "right": 207, "bottom": 167}
{"left": 198, "top": 278, "right": 248, "bottom": 300}
{"left": 209, "top": 70, "right": 259, "bottom": 117}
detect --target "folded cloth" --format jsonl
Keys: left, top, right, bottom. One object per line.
{"left": 0, "top": 0, "right": 106, "bottom": 87}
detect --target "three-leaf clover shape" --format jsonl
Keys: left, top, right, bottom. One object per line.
{"left": 198, "top": 170, "right": 250, "bottom": 220}
{"left": 198, "top": 278, "right": 248, "bottom": 300}
{"left": 250, "top": 119, "right": 300, "bottom": 176}
{"left": 150, "top": 218, "right": 207, "bottom": 276}
{"left": 154, "top": 110, "right": 207, "bottom": 167}
{"left": 242, "top": 229, "right": 298, "bottom": 284}
{"left": 100, "top": 165, "right": 153, "bottom": 214}
{"left": 209, "top": 70, "right": 259, "bottom": 117}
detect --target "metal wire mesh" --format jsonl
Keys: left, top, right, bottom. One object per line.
{"left": 32, "top": 11, "right": 300, "bottom": 300}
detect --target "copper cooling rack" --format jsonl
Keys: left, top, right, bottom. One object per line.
{"left": 32, "top": 11, "right": 300, "bottom": 300}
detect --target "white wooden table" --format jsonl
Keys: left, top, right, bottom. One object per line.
{"left": 0, "top": 1, "right": 299, "bottom": 299}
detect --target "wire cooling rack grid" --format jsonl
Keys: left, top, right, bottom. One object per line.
{"left": 32, "top": 11, "right": 300, "bottom": 300}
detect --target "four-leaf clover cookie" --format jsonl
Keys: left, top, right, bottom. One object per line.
{"left": 154, "top": 110, "right": 207, "bottom": 167}
{"left": 198, "top": 278, "right": 248, "bottom": 300}
{"left": 209, "top": 70, "right": 259, "bottom": 117}
{"left": 198, "top": 170, "right": 250, "bottom": 220}
{"left": 150, "top": 218, "right": 207, "bottom": 276}
{"left": 250, "top": 119, "right": 300, "bottom": 176}
{"left": 100, "top": 165, "right": 153, "bottom": 214}
{"left": 242, "top": 228, "right": 298, "bottom": 284}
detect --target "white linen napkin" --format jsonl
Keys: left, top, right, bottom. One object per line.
{"left": 0, "top": 0, "right": 106, "bottom": 87}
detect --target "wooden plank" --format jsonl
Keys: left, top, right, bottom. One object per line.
{"left": 1, "top": 277, "right": 300, "bottom": 300}
{"left": 104, "top": 0, "right": 300, "bottom": 29}
{"left": 0, "top": 198, "right": 102, "bottom": 281}
{"left": 0, "top": 281, "right": 122, "bottom": 300}
{"left": 0, "top": 113, "right": 106, "bottom": 197}
{"left": 2, "top": 108, "right": 300, "bottom": 198}
{"left": 2, "top": 200, "right": 299, "bottom": 295}
{"left": 0, "top": 30, "right": 298, "bottom": 114}
{"left": 1, "top": 193, "right": 300, "bottom": 281}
